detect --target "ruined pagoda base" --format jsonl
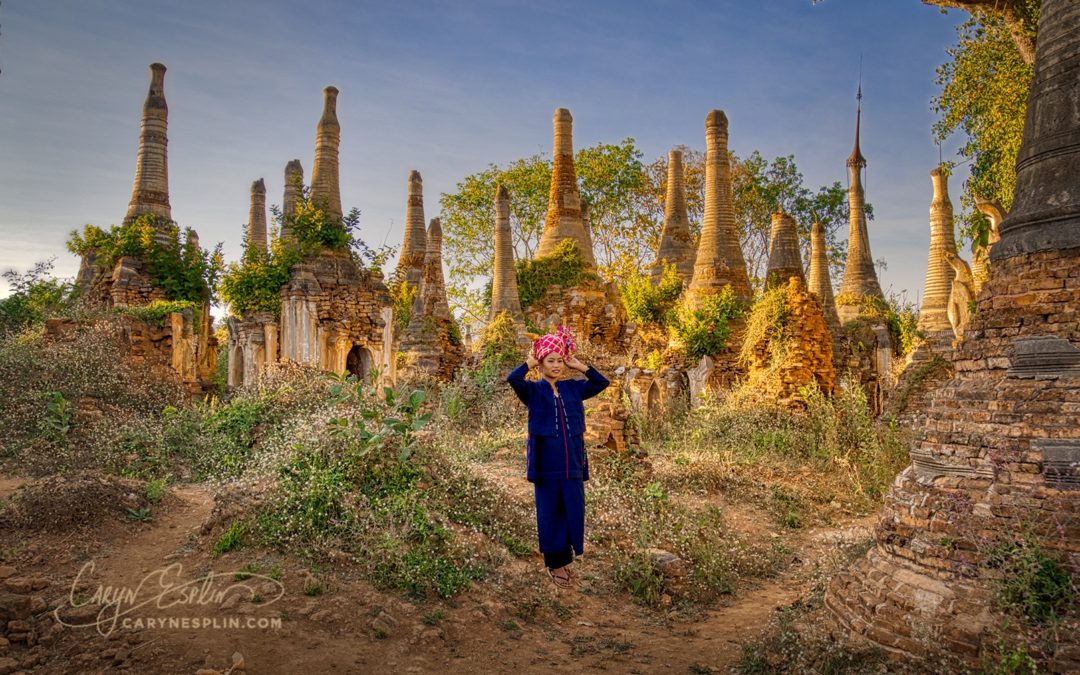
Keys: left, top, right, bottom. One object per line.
{"left": 399, "top": 317, "right": 465, "bottom": 382}
{"left": 523, "top": 278, "right": 630, "bottom": 352}
{"left": 824, "top": 247, "right": 1080, "bottom": 670}
{"left": 278, "top": 249, "right": 395, "bottom": 383}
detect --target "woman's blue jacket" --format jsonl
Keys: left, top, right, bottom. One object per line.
{"left": 506, "top": 363, "right": 610, "bottom": 482}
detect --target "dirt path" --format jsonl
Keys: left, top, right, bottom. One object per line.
{"left": 0, "top": 478, "right": 863, "bottom": 674}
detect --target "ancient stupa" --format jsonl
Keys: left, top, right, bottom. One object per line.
{"left": 401, "top": 218, "right": 464, "bottom": 380}
{"left": 396, "top": 170, "right": 428, "bottom": 292}
{"left": 489, "top": 184, "right": 523, "bottom": 321}
{"left": 916, "top": 166, "right": 959, "bottom": 335}
{"left": 227, "top": 178, "right": 277, "bottom": 388}
{"left": 686, "top": 110, "right": 751, "bottom": 308}
{"left": 535, "top": 108, "right": 597, "bottom": 272}
{"left": 807, "top": 220, "right": 842, "bottom": 336}
{"left": 70, "top": 64, "right": 216, "bottom": 394}
{"left": 651, "top": 149, "right": 697, "bottom": 285}
{"left": 835, "top": 86, "right": 885, "bottom": 323}
{"left": 827, "top": 1, "right": 1080, "bottom": 667}
{"left": 764, "top": 212, "right": 804, "bottom": 289}
{"left": 309, "top": 86, "right": 342, "bottom": 222}
{"left": 521, "top": 108, "right": 626, "bottom": 348}
{"left": 746, "top": 212, "right": 834, "bottom": 406}
{"left": 231, "top": 86, "right": 395, "bottom": 388}
{"left": 246, "top": 179, "right": 268, "bottom": 256}
{"left": 280, "top": 159, "right": 303, "bottom": 242}
{"left": 124, "top": 63, "right": 172, "bottom": 228}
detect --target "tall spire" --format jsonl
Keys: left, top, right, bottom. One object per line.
{"left": 687, "top": 110, "right": 752, "bottom": 307}
{"left": 124, "top": 63, "right": 172, "bottom": 226}
{"left": 247, "top": 179, "right": 267, "bottom": 256}
{"left": 535, "top": 108, "right": 597, "bottom": 271}
{"left": 652, "top": 149, "right": 697, "bottom": 285}
{"left": 764, "top": 211, "right": 805, "bottom": 289}
{"left": 808, "top": 220, "right": 841, "bottom": 333}
{"left": 490, "top": 184, "right": 522, "bottom": 320}
{"left": 281, "top": 159, "right": 304, "bottom": 243}
{"left": 836, "top": 85, "right": 884, "bottom": 322}
{"left": 309, "top": 86, "right": 342, "bottom": 222}
{"left": 847, "top": 81, "right": 866, "bottom": 169}
{"left": 396, "top": 170, "right": 428, "bottom": 289}
{"left": 917, "top": 166, "right": 958, "bottom": 333}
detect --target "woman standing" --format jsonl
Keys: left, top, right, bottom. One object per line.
{"left": 506, "top": 326, "right": 609, "bottom": 588}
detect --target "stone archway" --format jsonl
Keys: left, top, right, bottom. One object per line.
{"left": 346, "top": 344, "right": 373, "bottom": 381}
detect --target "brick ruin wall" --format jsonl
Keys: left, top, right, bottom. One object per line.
{"left": 824, "top": 247, "right": 1080, "bottom": 670}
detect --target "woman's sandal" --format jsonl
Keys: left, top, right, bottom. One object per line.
{"left": 548, "top": 566, "right": 573, "bottom": 589}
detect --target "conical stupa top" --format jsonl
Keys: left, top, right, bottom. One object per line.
{"left": 652, "top": 149, "right": 697, "bottom": 284}
{"left": 917, "top": 166, "right": 958, "bottom": 333}
{"left": 992, "top": 0, "right": 1080, "bottom": 260}
{"left": 247, "top": 179, "right": 267, "bottom": 255}
{"left": 419, "top": 217, "right": 451, "bottom": 321}
{"left": 283, "top": 159, "right": 303, "bottom": 218}
{"left": 765, "top": 211, "right": 805, "bottom": 288}
{"left": 836, "top": 93, "right": 884, "bottom": 322}
{"left": 309, "top": 86, "right": 342, "bottom": 222}
{"left": 847, "top": 84, "right": 867, "bottom": 169}
{"left": 807, "top": 220, "right": 841, "bottom": 332}
{"left": 124, "top": 63, "right": 172, "bottom": 225}
{"left": 687, "top": 110, "right": 752, "bottom": 307}
{"left": 535, "top": 108, "right": 597, "bottom": 272}
{"left": 397, "top": 170, "right": 428, "bottom": 288}
{"left": 490, "top": 184, "right": 522, "bottom": 320}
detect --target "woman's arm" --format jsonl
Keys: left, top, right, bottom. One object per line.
{"left": 565, "top": 355, "right": 609, "bottom": 400}
{"left": 506, "top": 359, "right": 535, "bottom": 405}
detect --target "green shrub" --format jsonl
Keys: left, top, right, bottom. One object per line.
{"left": 388, "top": 279, "right": 416, "bottom": 333}
{"left": 673, "top": 285, "right": 743, "bottom": 361}
{"left": 838, "top": 293, "right": 924, "bottom": 358}
{"left": 145, "top": 477, "right": 167, "bottom": 504}
{"left": 738, "top": 284, "right": 790, "bottom": 369}
{"left": 67, "top": 215, "right": 222, "bottom": 304}
{"left": 988, "top": 535, "right": 1075, "bottom": 624}
{"left": 516, "top": 239, "right": 587, "bottom": 308}
{"left": 621, "top": 263, "right": 683, "bottom": 326}
{"left": 613, "top": 549, "right": 666, "bottom": 607}
{"left": 214, "top": 521, "right": 248, "bottom": 557}
{"left": 0, "top": 260, "right": 78, "bottom": 336}
{"left": 220, "top": 184, "right": 393, "bottom": 319}
{"left": 218, "top": 243, "right": 298, "bottom": 319}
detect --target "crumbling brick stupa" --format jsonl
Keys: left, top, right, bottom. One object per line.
{"left": 227, "top": 86, "right": 395, "bottom": 388}
{"left": 523, "top": 108, "right": 628, "bottom": 349}
{"left": 826, "top": 1, "right": 1080, "bottom": 668}
{"left": 73, "top": 63, "right": 217, "bottom": 396}
{"left": 679, "top": 110, "right": 753, "bottom": 404}
{"left": 651, "top": 149, "right": 697, "bottom": 285}
{"left": 399, "top": 217, "right": 464, "bottom": 380}
{"left": 742, "top": 213, "right": 835, "bottom": 407}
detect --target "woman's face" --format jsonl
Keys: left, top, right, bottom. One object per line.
{"left": 539, "top": 352, "right": 564, "bottom": 379}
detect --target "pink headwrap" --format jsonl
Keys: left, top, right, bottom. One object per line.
{"left": 532, "top": 325, "right": 576, "bottom": 362}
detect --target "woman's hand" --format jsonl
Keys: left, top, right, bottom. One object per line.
{"left": 525, "top": 353, "right": 539, "bottom": 369}
{"left": 565, "top": 355, "right": 588, "bottom": 372}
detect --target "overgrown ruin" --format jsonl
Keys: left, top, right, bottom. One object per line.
{"left": 826, "top": 1, "right": 1080, "bottom": 667}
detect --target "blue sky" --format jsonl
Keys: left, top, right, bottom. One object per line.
{"left": 0, "top": 0, "right": 973, "bottom": 310}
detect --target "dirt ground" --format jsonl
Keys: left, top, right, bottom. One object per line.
{"left": 0, "top": 473, "right": 873, "bottom": 675}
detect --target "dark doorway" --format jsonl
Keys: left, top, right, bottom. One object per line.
{"left": 346, "top": 344, "right": 373, "bottom": 381}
